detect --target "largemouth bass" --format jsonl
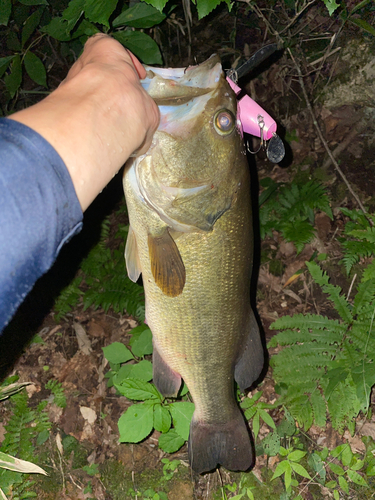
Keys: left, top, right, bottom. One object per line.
{"left": 123, "top": 55, "right": 264, "bottom": 474}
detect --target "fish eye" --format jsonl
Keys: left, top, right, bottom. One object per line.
{"left": 213, "top": 109, "right": 235, "bottom": 136}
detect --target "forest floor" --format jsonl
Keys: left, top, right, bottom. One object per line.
{"left": 1, "top": 2, "right": 375, "bottom": 499}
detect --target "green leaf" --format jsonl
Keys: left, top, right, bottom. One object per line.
{"left": 338, "top": 475, "right": 349, "bottom": 494}
{"left": 0, "top": 55, "right": 14, "bottom": 78}
{"left": 153, "top": 403, "right": 171, "bottom": 433}
{"left": 328, "top": 463, "right": 345, "bottom": 475}
{"left": 140, "top": 0, "right": 168, "bottom": 12}
{"left": 118, "top": 402, "right": 154, "bottom": 442}
{"left": 346, "top": 469, "right": 368, "bottom": 486}
{"left": 350, "top": 458, "right": 365, "bottom": 471}
{"left": 24, "top": 51, "right": 47, "bottom": 87}
{"left": 113, "top": 364, "right": 133, "bottom": 383}
{"left": 129, "top": 325, "right": 153, "bottom": 357}
{"left": 284, "top": 462, "right": 292, "bottom": 492}
{"left": 271, "top": 459, "right": 290, "bottom": 480}
{"left": 19, "top": 0, "right": 48, "bottom": 4}
{"left": 84, "top": 0, "right": 117, "bottom": 27}
{"left": 253, "top": 410, "right": 260, "bottom": 440}
{"left": 262, "top": 431, "right": 280, "bottom": 457}
{"left": 196, "top": 0, "right": 230, "bottom": 19}
{"left": 158, "top": 429, "right": 185, "bottom": 453}
{"left": 0, "top": 0, "right": 12, "bottom": 26}
{"left": 322, "top": 0, "right": 339, "bottom": 16}
{"left": 115, "top": 378, "right": 161, "bottom": 401}
{"left": 288, "top": 450, "right": 306, "bottom": 461}
{"left": 290, "top": 462, "right": 311, "bottom": 479}
{"left": 129, "top": 360, "right": 153, "bottom": 381}
{"left": 22, "top": 7, "right": 44, "bottom": 47}
{"left": 113, "top": 3, "right": 166, "bottom": 28}
{"left": 333, "top": 490, "right": 339, "bottom": 500}
{"left": 102, "top": 342, "right": 134, "bottom": 364}
{"left": 4, "top": 55, "right": 22, "bottom": 98}
{"left": 348, "top": 17, "right": 375, "bottom": 36}
{"left": 331, "top": 444, "right": 353, "bottom": 466}
{"left": 113, "top": 30, "right": 162, "bottom": 65}
{"left": 259, "top": 409, "right": 276, "bottom": 430}
{"left": 169, "top": 402, "right": 195, "bottom": 441}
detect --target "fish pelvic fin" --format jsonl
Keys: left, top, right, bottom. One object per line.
{"left": 188, "top": 410, "right": 254, "bottom": 474}
{"left": 125, "top": 225, "right": 142, "bottom": 283}
{"left": 148, "top": 227, "right": 186, "bottom": 297}
{"left": 153, "top": 342, "right": 182, "bottom": 397}
{"left": 234, "top": 308, "right": 264, "bottom": 392}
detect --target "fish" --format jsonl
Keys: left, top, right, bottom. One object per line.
{"left": 122, "top": 55, "right": 264, "bottom": 474}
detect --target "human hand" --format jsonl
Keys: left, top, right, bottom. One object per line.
{"left": 9, "top": 34, "right": 160, "bottom": 211}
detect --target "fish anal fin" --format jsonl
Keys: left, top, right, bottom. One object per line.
{"left": 148, "top": 228, "right": 186, "bottom": 297}
{"left": 125, "top": 225, "right": 142, "bottom": 283}
{"left": 234, "top": 309, "right": 264, "bottom": 392}
{"left": 188, "top": 411, "right": 254, "bottom": 474}
{"left": 153, "top": 342, "right": 182, "bottom": 397}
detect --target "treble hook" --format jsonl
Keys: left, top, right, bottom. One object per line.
{"left": 247, "top": 115, "right": 266, "bottom": 154}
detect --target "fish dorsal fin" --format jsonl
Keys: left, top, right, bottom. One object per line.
{"left": 148, "top": 228, "right": 185, "bottom": 297}
{"left": 125, "top": 225, "right": 142, "bottom": 283}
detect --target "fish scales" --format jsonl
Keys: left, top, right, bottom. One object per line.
{"left": 123, "top": 55, "right": 264, "bottom": 474}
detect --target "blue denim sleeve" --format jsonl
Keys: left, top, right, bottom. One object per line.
{"left": 0, "top": 118, "right": 83, "bottom": 332}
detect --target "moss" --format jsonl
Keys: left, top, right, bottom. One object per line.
{"left": 100, "top": 458, "right": 193, "bottom": 499}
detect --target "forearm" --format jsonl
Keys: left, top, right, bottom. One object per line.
{"left": 0, "top": 118, "right": 83, "bottom": 331}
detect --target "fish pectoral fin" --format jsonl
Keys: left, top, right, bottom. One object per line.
{"left": 148, "top": 228, "right": 186, "bottom": 297}
{"left": 153, "top": 343, "right": 182, "bottom": 397}
{"left": 188, "top": 410, "right": 254, "bottom": 474}
{"left": 234, "top": 309, "right": 265, "bottom": 392}
{"left": 125, "top": 225, "right": 142, "bottom": 283}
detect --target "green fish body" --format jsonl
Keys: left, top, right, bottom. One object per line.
{"left": 123, "top": 55, "right": 264, "bottom": 474}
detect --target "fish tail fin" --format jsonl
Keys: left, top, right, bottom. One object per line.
{"left": 188, "top": 410, "right": 254, "bottom": 474}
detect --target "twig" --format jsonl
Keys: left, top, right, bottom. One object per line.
{"left": 287, "top": 48, "right": 372, "bottom": 223}
{"left": 308, "top": 46, "right": 341, "bottom": 66}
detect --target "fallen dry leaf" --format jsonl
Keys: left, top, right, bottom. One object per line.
{"left": 73, "top": 322, "right": 92, "bottom": 355}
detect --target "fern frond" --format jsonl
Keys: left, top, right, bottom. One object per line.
{"left": 362, "top": 261, "right": 375, "bottom": 282}
{"left": 341, "top": 240, "right": 375, "bottom": 275}
{"left": 310, "top": 390, "right": 327, "bottom": 428}
{"left": 353, "top": 279, "right": 375, "bottom": 314}
{"left": 287, "top": 395, "right": 314, "bottom": 430}
{"left": 306, "top": 262, "right": 352, "bottom": 323}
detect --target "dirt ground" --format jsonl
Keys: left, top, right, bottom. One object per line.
{"left": 1, "top": 2, "right": 375, "bottom": 499}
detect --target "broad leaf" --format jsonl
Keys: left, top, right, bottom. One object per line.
{"left": 113, "top": 31, "right": 162, "bottom": 65}
{"left": 158, "top": 429, "right": 185, "bottom": 453}
{"left": 4, "top": 55, "right": 22, "bottom": 98}
{"left": 0, "top": 55, "right": 15, "bottom": 79}
{"left": 0, "top": 451, "right": 47, "bottom": 475}
{"left": 24, "top": 51, "right": 47, "bottom": 87}
{"left": 0, "top": 0, "right": 11, "bottom": 26}
{"left": 102, "top": 342, "right": 134, "bottom": 364}
{"left": 346, "top": 469, "right": 368, "bottom": 486}
{"left": 113, "top": 3, "right": 165, "bottom": 28}
{"left": 153, "top": 403, "right": 171, "bottom": 433}
{"left": 84, "top": 0, "right": 117, "bottom": 27}
{"left": 118, "top": 402, "right": 154, "bottom": 442}
{"left": 129, "top": 360, "right": 153, "bottom": 381}
{"left": 22, "top": 8, "right": 44, "bottom": 47}
{"left": 196, "top": 0, "right": 230, "bottom": 19}
{"left": 290, "top": 462, "right": 311, "bottom": 479}
{"left": 129, "top": 325, "right": 153, "bottom": 357}
{"left": 140, "top": 0, "right": 168, "bottom": 12}
{"left": 271, "top": 459, "right": 290, "bottom": 480}
{"left": 288, "top": 450, "right": 306, "bottom": 462}
{"left": 169, "top": 402, "right": 194, "bottom": 441}
{"left": 115, "top": 378, "right": 161, "bottom": 401}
